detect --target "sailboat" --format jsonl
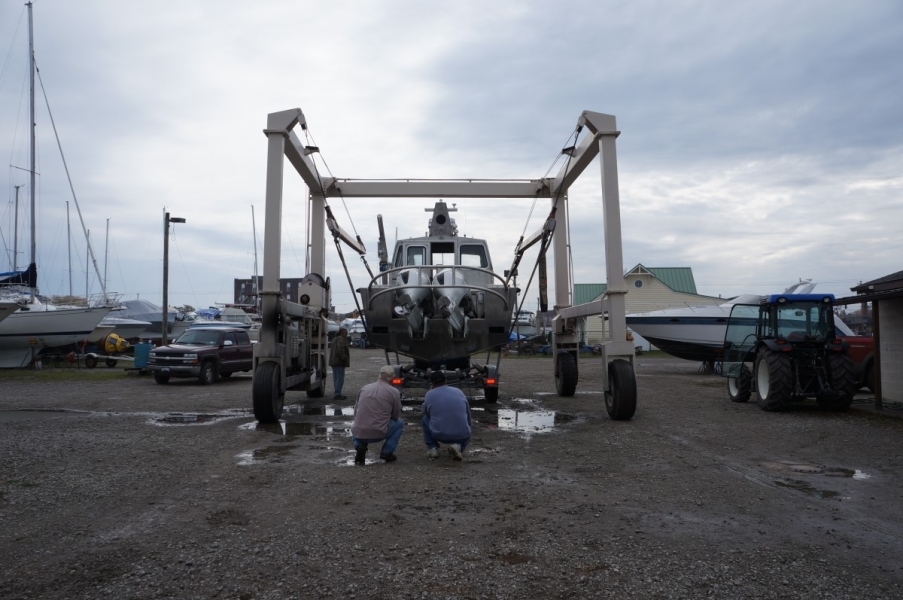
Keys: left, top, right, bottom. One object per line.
{"left": 0, "top": 2, "right": 110, "bottom": 367}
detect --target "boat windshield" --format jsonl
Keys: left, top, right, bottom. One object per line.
{"left": 460, "top": 244, "right": 488, "bottom": 268}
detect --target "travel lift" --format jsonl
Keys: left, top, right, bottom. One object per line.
{"left": 252, "top": 108, "right": 637, "bottom": 423}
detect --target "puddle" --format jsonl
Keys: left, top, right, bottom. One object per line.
{"left": 495, "top": 409, "right": 575, "bottom": 433}
{"left": 151, "top": 412, "right": 235, "bottom": 426}
{"left": 774, "top": 479, "right": 841, "bottom": 499}
{"left": 763, "top": 461, "right": 872, "bottom": 480}
{"left": 236, "top": 444, "right": 299, "bottom": 465}
{"left": 239, "top": 420, "right": 352, "bottom": 438}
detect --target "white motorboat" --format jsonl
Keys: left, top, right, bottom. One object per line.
{"left": 86, "top": 316, "right": 153, "bottom": 343}
{"left": 118, "top": 299, "right": 190, "bottom": 341}
{"left": 624, "top": 280, "right": 841, "bottom": 363}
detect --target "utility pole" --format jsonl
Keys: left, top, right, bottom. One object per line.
{"left": 162, "top": 211, "right": 186, "bottom": 345}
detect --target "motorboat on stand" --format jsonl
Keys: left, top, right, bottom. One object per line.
{"left": 625, "top": 280, "right": 821, "bottom": 363}
{"left": 357, "top": 201, "right": 516, "bottom": 399}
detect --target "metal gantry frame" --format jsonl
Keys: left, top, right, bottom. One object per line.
{"left": 255, "top": 108, "right": 637, "bottom": 421}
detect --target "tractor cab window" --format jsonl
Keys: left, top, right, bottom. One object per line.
{"left": 459, "top": 244, "right": 489, "bottom": 268}
{"left": 776, "top": 303, "right": 827, "bottom": 341}
{"left": 406, "top": 246, "right": 426, "bottom": 266}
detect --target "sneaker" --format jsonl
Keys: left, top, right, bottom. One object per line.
{"left": 354, "top": 446, "right": 367, "bottom": 465}
{"left": 333, "top": 395, "right": 347, "bottom": 400}
{"left": 427, "top": 447, "right": 440, "bottom": 459}
{"left": 379, "top": 453, "right": 397, "bottom": 462}
{"left": 448, "top": 443, "right": 463, "bottom": 461}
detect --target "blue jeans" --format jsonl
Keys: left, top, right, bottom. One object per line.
{"left": 353, "top": 419, "right": 404, "bottom": 455}
{"left": 331, "top": 365, "right": 345, "bottom": 397}
{"left": 421, "top": 415, "right": 469, "bottom": 451}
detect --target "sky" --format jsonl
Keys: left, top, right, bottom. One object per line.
{"left": 1, "top": 0, "right": 901, "bottom": 315}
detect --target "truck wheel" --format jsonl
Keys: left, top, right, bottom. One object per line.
{"left": 483, "top": 387, "right": 499, "bottom": 403}
{"left": 555, "top": 352, "right": 578, "bottom": 397}
{"left": 605, "top": 359, "right": 636, "bottom": 420}
{"left": 198, "top": 361, "right": 218, "bottom": 385}
{"left": 818, "top": 353, "right": 856, "bottom": 411}
{"left": 728, "top": 364, "right": 752, "bottom": 403}
{"left": 153, "top": 372, "right": 170, "bottom": 384}
{"left": 253, "top": 361, "right": 284, "bottom": 423}
{"left": 756, "top": 349, "right": 792, "bottom": 411}
{"left": 219, "top": 372, "right": 233, "bottom": 378}
{"left": 864, "top": 361, "right": 875, "bottom": 394}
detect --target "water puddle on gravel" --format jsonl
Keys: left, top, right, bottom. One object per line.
{"left": 773, "top": 479, "right": 841, "bottom": 499}
{"left": 239, "top": 420, "right": 352, "bottom": 438}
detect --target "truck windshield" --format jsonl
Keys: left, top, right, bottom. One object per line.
{"left": 175, "top": 330, "right": 221, "bottom": 345}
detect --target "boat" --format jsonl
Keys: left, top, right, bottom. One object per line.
{"left": 117, "top": 299, "right": 190, "bottom": 342}
{"left": 624, "top": 280, "right": 840, "bottom": 363}
{"left": 85, "top": 315, "right": 152, "bottom": 344}
{"left": 0, "top": 300, "right": 19, "bottom": 326}
{"left": 191, "top": 306, "right": 259, "bottom": 341}
{"left": 357, "top": 201, "right": 516, "bottom": 371}
{"left": 511, "top": 309, "right": 537, "bottom": 337}
{"left": 0, "top": 4, "right": 111, "bottom": 367}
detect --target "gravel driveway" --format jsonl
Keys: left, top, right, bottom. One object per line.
{"left": 1, "top": 349, "right": 901, "bottom": 599}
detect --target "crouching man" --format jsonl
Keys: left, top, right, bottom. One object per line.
{"left": 422, "top": 370, "right": 472, "bottom": 461}
{"left": 351, "top": 365, "right": 403, "bottom": 464}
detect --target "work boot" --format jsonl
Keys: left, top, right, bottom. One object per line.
{"left": 354, "top": 445, "right": 367, "bottom": 465}
{"left": 427, "top": 447, "right": 440, "bottom": 459}
{"left": 379, "top": 453, "right": 397, "bottom": 462}
{"left": 448, "top": 443, "right": 463, "bottom": 462}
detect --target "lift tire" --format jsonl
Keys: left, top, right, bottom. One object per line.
{"left": 728, "top": 364, "right": 752, "bottom": 403}
{"left": 555, "top": 352, "right": 578, "bottom": 397}
{"left": 605, "top": 359, "right": 637, "bottom": 420}
{"left": 84, "top": 354, "right": 98, "bottom": 369}
{"left": 253, "top": 361, "right": 284, "bottom": 423}
{"left": 198, "top": 361, "right": 218, "bottom": 385}
{"left": 306, "top": 357, "right": 326, "bottom": 398}
{"left": 483, "top": 387, "right": 499, "bottom": 403}
{"left": 818, "top": 353, "right": 855, "bottom": 411}
{"left": 756, "top": 349, "right": 792, "bottom": 411}
{"left": 153, "top": 372, "right": 170, "bottom": 384}
{"left": 105, "top": 358, "right": 118, "bottom": 368}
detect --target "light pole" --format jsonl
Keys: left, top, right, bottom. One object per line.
{"left": 162, "top": 211, "right": 186, "bottom": 346}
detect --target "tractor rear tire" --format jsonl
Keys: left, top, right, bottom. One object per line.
{"left": 253, "top": 361, "right": 284, "bottom": 423}
{"left": 555, "top": 352, "right": 578, "bottom": 397}
{"left": 818, "top": 353, "right": 856, "bottom": 411}
{"left": 728, "top": 364, "right": 752, "bottom": 403}
{"left": 605, "top": 359, "right": 637, "bottom": 420}
{"left": 756, "top": 349, "right": 793, "bottom": 411}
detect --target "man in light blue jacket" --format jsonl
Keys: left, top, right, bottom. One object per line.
{"left": 421, "top": 370, "right": 472, "bottom": 461}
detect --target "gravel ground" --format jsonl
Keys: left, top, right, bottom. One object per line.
{"left": 1, "top": 349, "right": 902, "bottom": 599}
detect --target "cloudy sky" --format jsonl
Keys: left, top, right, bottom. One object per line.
{"left": 1, "top": 0, "right": 901, "bottom": 314}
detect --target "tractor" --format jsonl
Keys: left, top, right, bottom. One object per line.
{"left": 721, "top": 294, "right": 857, "bottom": 411}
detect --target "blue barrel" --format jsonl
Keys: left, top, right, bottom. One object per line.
{"left": 133, "top": 343, "right": 151, "bottom": 369}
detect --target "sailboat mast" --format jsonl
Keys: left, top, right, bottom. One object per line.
{"left": 104, "top": 218, "right": 109, "bottom": 302}
{"left": 13, "top": 185, "right": 23, "bottom": 271}
{"left": 67, "top": 200, "right": 72, "bottom": 296}
{"left": 27, "top": 1, "right": 36, "bottom": 296}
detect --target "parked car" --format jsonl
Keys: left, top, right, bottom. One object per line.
{"left": 148, "top": 326, "right": 253, "bottom": 385}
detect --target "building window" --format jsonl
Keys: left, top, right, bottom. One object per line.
{"left": 634, "top": 279, "right": 643, "bottom": 288}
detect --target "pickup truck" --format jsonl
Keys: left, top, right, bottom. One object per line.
{"left": 839, "top": 333, "right": 875, "bottom": 392}
{"left": 148, "top": 326, "right": 253, "bottom": 385}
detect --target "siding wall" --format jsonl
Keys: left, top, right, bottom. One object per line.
{"left": 581, "top": 273, "right": 722, "bottom": 345}
{"left": 880, "top": 298, "right": 903, "bottom": 402}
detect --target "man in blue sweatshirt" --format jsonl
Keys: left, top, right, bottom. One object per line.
{"left": 421, "top": 370, "right": 472, "bottom": 461}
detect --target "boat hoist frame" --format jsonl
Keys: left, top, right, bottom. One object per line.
{"left": 253, "top": 108, "right": 637, "bottom": 422}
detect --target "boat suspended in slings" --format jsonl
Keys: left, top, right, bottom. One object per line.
{"left": 357, "top": 201, "right": 516, "bottom": 400}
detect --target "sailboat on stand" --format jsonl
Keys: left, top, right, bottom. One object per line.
{"left": 0, "top": 2, "right": 110, "bottom": 367}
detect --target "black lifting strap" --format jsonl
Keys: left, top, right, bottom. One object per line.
{"left": 330, "top": 230, "right": 369, "bottom": 331}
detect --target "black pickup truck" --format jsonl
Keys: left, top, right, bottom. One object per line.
{"left": 148, "top": 326, "right": 253, "bottom": 385}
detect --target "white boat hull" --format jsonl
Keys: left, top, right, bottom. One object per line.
{"left": 0, "top": 306, "right": 111, "bottom": 367}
